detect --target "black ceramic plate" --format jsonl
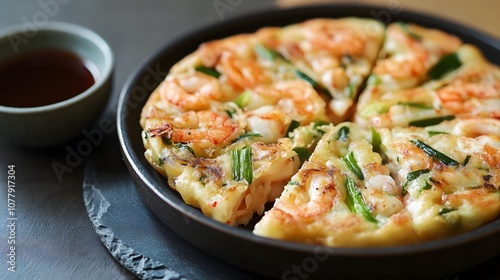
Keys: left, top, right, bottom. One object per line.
{"left": 117, "top": 4, "right": 500, "bottom": 279}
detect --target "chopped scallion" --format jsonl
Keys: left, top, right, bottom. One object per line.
{"left": 313, "top": 121, "right": 330, "bottom": 128}
{"left": 439, "top": 208, "right": 457, "bottom": 215}
{"left": 371, "top": 127, "right": 381, "bottom": 153}
{"left": 410, "top": 140, "right": 459, "bottom": 166}
{"left": 345, "top": 177, "right": 377, "bottom": 223}
{"left": 422, "top": 180, "right": 433, "bottom": 191}
{"left": 231, "top": 146, "right": 253, "bottom": 184}
{"left": 295, "top": 69, "right": 318, "bottom": 87}
{"left": 428, "top": 131, "right": 449, "bottom": 137}
{"left": 367, "top": 74, "right": 381, "bottom": 85}
{"left": 428, "top": 52, "right": 462, "bottom": 80}
{"left": 225, "top": 109, "right": 236, "bottom": 118}
{"left": 254, "top": 44, "right": 288, "bottom": 62}
{"left": 409, "top": 115, "right": 455, "bottom": 127}
{"left": 294, "top": 70, "right": 330, "bottom": 95}
{"left": 161, "top": 136, "right": 172, "bottom": 145}
{"left": 402, "top": 169, "right": 430, "bottom": 196}
{"left": 175, "top": 143, "right": 195, "bottom": 156}
{"left": 286, "top": 120, "right": 301, "bottom": 136}
{"left": 397, "top": 102, "right": 433, "bottom": 109}
{"left": 234, "top": 91, "right": 252, "bottom": 108}
{"left": 293, "top": 147, "right": 311, "bottom": 163}
{"left": 231, "top": 132, "right": 262, "bottom": 143}
{"left": 341, "top": 54, "right": 353, "bottom": 68}
{"left": 398, "top": 22, "right": 422, "bottom": 40}
{"left": 348, "top": 83, "right": 355, "bottom": 98}
{"left": 337, "top": 126, "right": 350, "bottom": 141}
{"left": 463, "top": 155, "right": 471, "bottom": 167}
{"left": 195, "top": 66, "right": 221, "bottom": 78}
{"left": 342, "top": 152, "right": 364, "bottom": 180}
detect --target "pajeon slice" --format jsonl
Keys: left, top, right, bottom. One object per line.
{"left": 424, "top": 45, "right": 500, "bottom": 119}
{"left": 140, "top": 23, "right": 331, "bottom": 225}
{"left": 143, "top": 130, "right": 300, "bottom": 225}
{"left": 141, "top": 80, "right": 328, "bottom": 226}
{"left": 254, "top": 123, "right": 419, "bottom": 247}
{"left": 355, "top": 44, "right": 500, "bottom": 128}
{"left": 379, "top": 118, "right": 500, "bottom": 240}
{"left": 369, "top": 22, "right": 462, "bottom": 91}
{"left": 261, "top": 18, "right": 385, "bottom": 122}
{"left": 140, "top": 80, "right": 325, "bottom": 225}
{"left": 355, "top": 22, "right": 462, "bottom": 128}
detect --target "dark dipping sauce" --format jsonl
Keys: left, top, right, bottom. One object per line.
{"left": 0, "top": 49, "right": 96, "bottom": 107}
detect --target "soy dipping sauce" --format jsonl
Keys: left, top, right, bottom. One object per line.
{"left": 0, "top": 49, "right": 97, "bottom": 107}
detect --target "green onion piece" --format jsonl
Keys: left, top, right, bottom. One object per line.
{"left": 313, "top": 121, "right": 330, "bottom": 136}
{"left": 342, "top": 152, "right": 365, "bottom": 180}
{"left": 195, "top": 66, "right": 221, "bottom": 78}
{"left": 406, "top": 169, "right": 431, "bottom": 182}
{"left": 295, "top": 70, "right": 318, "bottom": 87}
{"left": 439, "top": 208, "right": 457, "bottom": 215}
{"left": 367, "top": 74, "right": 381, "bottom": 85}
{"left": 199, "top": 174, "right": 208, "bottom": 185}
{"left": 345, "top": 177, "right": 377, "bottom": 223}
{"left": 402, "top": 169, "right": 430, "bottom": 196}
{"left": 410, "top": 140, "right": 460, "bottom": 166}
{"left": 398, "top": 22, "right": 422, "bottom": 40}
{"left": 348, "top": 83, "right": 356, "bottom": 97}
{"left": 397, "top": 102, "right": 433, "bottom": 109}
{"left": 286, "top": 120, "right": 301, "bottom": 136}
{"left": 371, "top": 127, "right": 381, "bottom": 153}
{"left": 234, "top": 91, "right": 252, "bottom": 108}
{"left": 231, "top": 132, "right": 262, "bottom": 143}
{"left": 161, "top": 136, "right": 172, "bottom": 145}
{"left": 341, "top": 54, "right": 353, "bottom": 68}
{"left": 231, "top": 147, "right": 253, "bottom": 184}
{"left": 409, "top": 115, "right": 455, "bottom": 127}
{"left": 287, "top": 181, "right": 300, "bottom": 186}
{"left": 175, "top": 143, "right": 195, "bottom": 156}
{"left": 254, "top": 44, "right": 288, "bottom": 62}
{"left": 428, "top": 131, "right": 449, "bottom": 137}
{"left": 293, "top": 147, "right": 311, "bottom": 163}
{"left": 337, "top": 126, "right": 350, "bottom": 141}
{"left": 428, "top": 52, "right": 462, "bottom": 80}
{"left": 241, "top": 147, "right": 253, "bottom": 184}
{"left": 313, "top": 120, "right": 330, "bottom": 128}
{"left": 231, "top": 150, "right": 240, "bottom": 182}
{"left": 422, "top": 180, "right": 433, "bottom": 191}
{"left": 294, "top": 70, "right": 330, "bottom": 95}
{"left": 463, "top": 155, "right": 471, "bottom": 167}
{"left": 225, "top": 109, "right": 236, "bottom": 118}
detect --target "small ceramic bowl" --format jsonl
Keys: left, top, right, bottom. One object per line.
{"left": 0, "top": 22, "right": 114, "bottom": 147}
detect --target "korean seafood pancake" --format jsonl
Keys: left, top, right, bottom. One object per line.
{"left": 253, "top": 120, "right": 500, "bottom": 246}
{"left": 140, "top": 17, "right": 500, "bottom": 247}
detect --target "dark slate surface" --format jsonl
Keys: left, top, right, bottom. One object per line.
{"left": 1, "top": 1, "right": 499, "bottom": 279}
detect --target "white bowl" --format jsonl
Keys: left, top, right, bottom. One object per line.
{"left": 0, "top": 22, "right": 114, "bottom": 147}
